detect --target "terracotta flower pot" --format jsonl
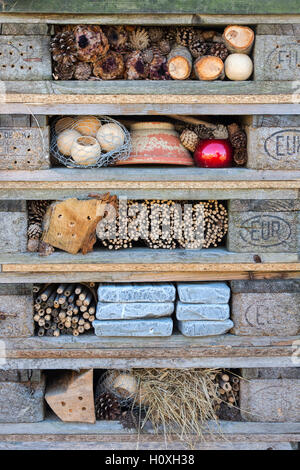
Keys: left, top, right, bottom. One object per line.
{"left": 116, "top": 122, "right": 194, "bottom": 166}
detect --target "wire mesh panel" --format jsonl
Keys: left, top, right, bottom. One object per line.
{"left": 50, "top": 115, "right": 131, "bottom": 168}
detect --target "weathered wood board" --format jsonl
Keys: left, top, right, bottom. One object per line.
{"left": 254, "top": 35, "right": 300, "bottom": 81}
{"left": 246, "top": 126, "right": 300, "bottom": 170}
{"left": 1, "top": 0, "right": 299, "bottom": 14}
{"left": 0, "top": 36, "right": 51, "bottom": 80}
{"left": 227, "top": 199, "right": 300, "bottom": 253}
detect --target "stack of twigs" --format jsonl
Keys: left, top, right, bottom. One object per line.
{"left": 33, "top": 283, "right": 96, "bottom": 337}
{"left": 215, "top": 370, "right": 240, "bottom": 408}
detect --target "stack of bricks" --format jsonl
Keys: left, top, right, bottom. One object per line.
{"left": 176, "top": 282, "right": 233, "bottom": 337}
{"left": 93, "top": 283, "right": 175, "bottom": 337}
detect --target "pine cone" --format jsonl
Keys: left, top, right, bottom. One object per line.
{"left": 28, "top": 223, "right": 42, "bottom": 240}
{"left": 141, "top": 48, "right": 154, "bottom": 64}
{"left": 213, "top": 124, "right": 229, "bottom": 140}
{"left": 149, "top": 49, "right": 170, "bottom": 80}
{"left": 193, "top": 124, "right": 214, "bottom": 140}
{"left": 158, "top": 39, "right": 171, "bottom": 56}
{"left": 129, "top": 28, "right": 150, "bottom": 51}
{"left": 233, "top": 148, "right": 248, "bottom": 165}
{"left": 53, "top": 62, "right": 75, "bottom": 80}
{"left": 50, "top": 31, "right": 77, "bottom": 66}
{"left": 125, "top": 51, "right": 149, "bottom": 80}
{"left": 189, "top": 40, "right": 209, "bottom": 58}
{"left": 209, "top": 43, "right": 229, "bottom": 61}
{"left": 93, "top": 52, "right": 125, "bottom": 80}
{"left": 228, "top": 123, "right": 247, "bottom": 148}
{"left": 74, "top": 25, "right": 109, "bottom": 63}
{"left": 148, "top": 27, "right": 164, "bottom": 43}
{"left": 176, "top": 27, "right": 195, "bottom": 47}
{"left": 28, "top": 201, "right": 50, "bottom": 225}
{"left": 95, "top": 392, "right": 121, "bottom": 420}
{"left": 164, "top": 28, "right": 176, "bottom": 43}
{"left": 105, "top": 26, "right": 128, "bottom": 51}
{"left": 180, "top": 129, "right": 199, "bottom": 152}
{"left": 74, "top": 62, "right": 92, "bottom": 80}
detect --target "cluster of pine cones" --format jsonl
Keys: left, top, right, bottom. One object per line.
{"left": 27, "top": 201, "right": 55, "bottom": 255}
{"left": 51, "top": 25, "right": 229, "bottom": 80}
{"left": 180, "top": 122, "right": 247, "bottom": 166}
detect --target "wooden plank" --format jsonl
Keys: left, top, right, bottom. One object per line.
{"left": 0, "top": 248, "right": 299, "bottom": 268}
{"left": 1, "top": 14, "right": 300, "bottom": 26}
{"left": 0, "top": 356, "right": 296, "bottom": 369}
{"left": 2, "top": 0, "right": 300, "bottom": 14}
{"left": 2, "top": 103, "right": 299, "bottom": 116}
{"left": 1, "top": 271, "right": 299, "bottom": 283}
{"left": 3, "top": 80, "right": 300, "bottom": 97}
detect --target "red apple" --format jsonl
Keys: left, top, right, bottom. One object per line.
{"left": 194, "top": 139, "right": 233, "bottom": 168}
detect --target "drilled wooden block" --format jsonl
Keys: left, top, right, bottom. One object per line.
{"left": 231, "top": 292, "right": 300, "bottom": 336}
{"left": 254, "top": 35, "right": 300, "bottom": 80}
{"left": 240, "top": 378, "right": 300, "bottom": 422}
{"left": 227, "top": 200, "right": 300, "bottom": 253}
{"left": 0, "top": 36, "right": 51, "bottom": 80}
{"left": 246, "top": 126, "right": 300, "bottom": 169}
{"left": 0, "top": 292, "right": 34, "bottom": 338}
{"left": 0, "top": 126, "right": 50, "bottom": 169}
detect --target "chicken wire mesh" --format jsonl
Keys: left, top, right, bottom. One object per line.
{"left": 50, "top": 115, "right": 131, "bottom": 168}
{"left": 96, "top": 369, "right": 139, "bottom": 408}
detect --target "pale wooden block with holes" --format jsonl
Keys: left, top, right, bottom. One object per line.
{"left": 0, "top": 126, "right": 50, "bottom": 169}
{"left": 0, "top": 36, "right": 51, "bottom": 80}
{"left": 240, "top": 378, "right": 300, "bottom": 422}
{"left": 0, "top": 284, "right": 33, "bottom": 338}
{"left": 254, "top": 35, "right": 300, "bottom": 80}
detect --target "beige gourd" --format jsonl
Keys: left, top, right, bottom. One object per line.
{"left": 71, "top": 136, "right": 101, "bottom": 165}
{"left": 57, "top": 129, "right": 81, "bottom": 156}
{"left": 225, "top": 53, "right": 253, "bottom": 81}
{"left": 96, "top": 123, "right": 125, "bottom": 152}
{"left": 74, "top": 116, "right": 101, "bottom": 137}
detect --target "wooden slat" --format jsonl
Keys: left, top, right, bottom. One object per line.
{"left": 1, "top": 13, "right": 300, "bottom": 25}
{"left": 0, "top": 270, "right": 300, "bottom": 283}
{"left": 2, "top": 0, "right": 299, "bottom": 14}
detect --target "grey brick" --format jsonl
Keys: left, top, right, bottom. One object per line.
{"left": 93, "top": 318, "right": 173, "bottom": 337}
{"left": 0, "top": 294, "right": 34, "bottom": 338}
{"left": 97, "top": 283, "right": 176, "bottom": 303}
{"left": 177, "top": 319, "right": 233, "bottom": 337}
{"left": 176, "top": 302, "right": 230, "bottom": 321}
{"left": 176, "top": 282, "right": 230, "bottom": 304}
{"left": 96, "top": 301, "right": 174, "bottom": 320}
{"left": 230, "top": 279, "right": 300, "bottom": 293}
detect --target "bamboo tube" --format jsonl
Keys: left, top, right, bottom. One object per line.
{"left": 46, "top": 308, "right": 52, "bottom": 314}
{"left": 33, "top": 314, "right": 40, "bottom": 322}
{"left": 88, "top": 306, "right": 95, "bottom": 314}
{"left": 89, "top": 315, "right": 95, "bottom": 322}
{"left": 80, "top": 305, "right": 87, "bottom": 312}
{"left": 76, "top": 299, "right": 83, "bottom": 307}
{"left": 83, "top": 312, "right": 90, "bottom": 320}
{"left": 221, "top": 374, "right": 230, "bottom": 382}
{"left": 44, "top": 314, "right": 51, "bottom": 321}
{"left": 219, "top": 380, "right": 232, "bottom": 392}
{"left": 78, "top": 318, "right": 85, "bottom": 326}
{"left": 78, "top": 326, "right": 85, "bottom": 334}
{"left": 38, "top": 318, "right": 45, "bottom": 327}
{"left": 79, "top": 290, "right": 87, "bottom": 301}
{"left": 54, "top": 295, "right": 60, "bottom": 309}
{"left": 57, "top": 284, "right": 67, "bottom": 294}
{"left": 53, "top": 329, "right": 60, "bottom": 337}
{"left": 84, "top": 322, "right": 91, "bottom": 330}
{"left": 83, "top": 292, "right": 93, "bottom": 306}
{"left": 64, "top": 284, "right": 75, "bottom": 297}
{"left": 46, "top": 290, "right": 57, "bottom": 307}
{"left": 58, "top": 311, "right": 66, "bottom": 320}
{"left": 38, "top": 328, "right": 45, "bottom": 337}
{"left": 44, "top": 321, "right": 51, "bottom": 330}
{"left": 75, "top": 285, "right": 82, "bottom": 295}
{"left": 35, "top": 296, "right": 42, "bottom": 304}
{"left": 33, "top": 285, "right": 40, "bottom": 293}
{"left": 58, "top": 295, "right": 66, "bottom": 305}
{"left": 68, "top": 294, "right": 75, "bottom": 304}
{"left": 58, "top": 322, "right": 65, "bottom": 330}
{"left": 65, "top": 320, "right": 71, "bottom": 329}
{"left": 73, "top": 329, "right": 80, "bottom": 336}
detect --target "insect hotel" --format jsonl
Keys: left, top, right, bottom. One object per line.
{"left": 0, "top": 1, "right": 299, "bottom": 451}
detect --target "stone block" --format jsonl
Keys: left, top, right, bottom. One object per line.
{"left": 231, "top": 293, "right": 300, "bottom": 336}
{"left": 93, "top": 318, "right": 173, "bottom": 337}
{"left": 96, "top": 301, "right": 174, "bottom": 320}
{"left": 176, "top": 302, "right": 230, "bottom": 321}
{"left": 0, "top": 375, "right": 45, "bottom": 423}
{"left": 97, "top": 283, "right": 176, "bottom": 303}
{"left": 246, "top": 126, "right": 300, "bottom": 170}
{"left": 242, "top": 368, "right": 300, "bottom": 380}
{"left": 254, "top": 35, "right": 300, "bottom": 81}
{"left": 230, "top": 279, "right": 300, "bottom": 293}
{"left": 240, "top": 378, "right": 300, "bottom": 422}
{"left": 176, "top": 282, "right": 230, "bottom": 304}
{"left": 177, "top": 319, "right": 233, "bottom": 337}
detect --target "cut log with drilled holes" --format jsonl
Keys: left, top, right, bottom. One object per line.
{"left": 223, "top": 25, "right": 255, "bottom": 54}
{"left": 167, "top": 46, "right": 192, "bottom": 80}
{"left": 194, "top": 56, "right": 224, "bottom": 81}
{"left": 45, "top": 369, "right": 95, "bottom": 423}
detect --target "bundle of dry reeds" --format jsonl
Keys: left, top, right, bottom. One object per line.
{"left": 33, "top": 283, "right": 96, "bottom": 337}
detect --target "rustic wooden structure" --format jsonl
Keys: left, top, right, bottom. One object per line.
{"left": 0, "top": 1, "right": 299, "bottom": 449}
